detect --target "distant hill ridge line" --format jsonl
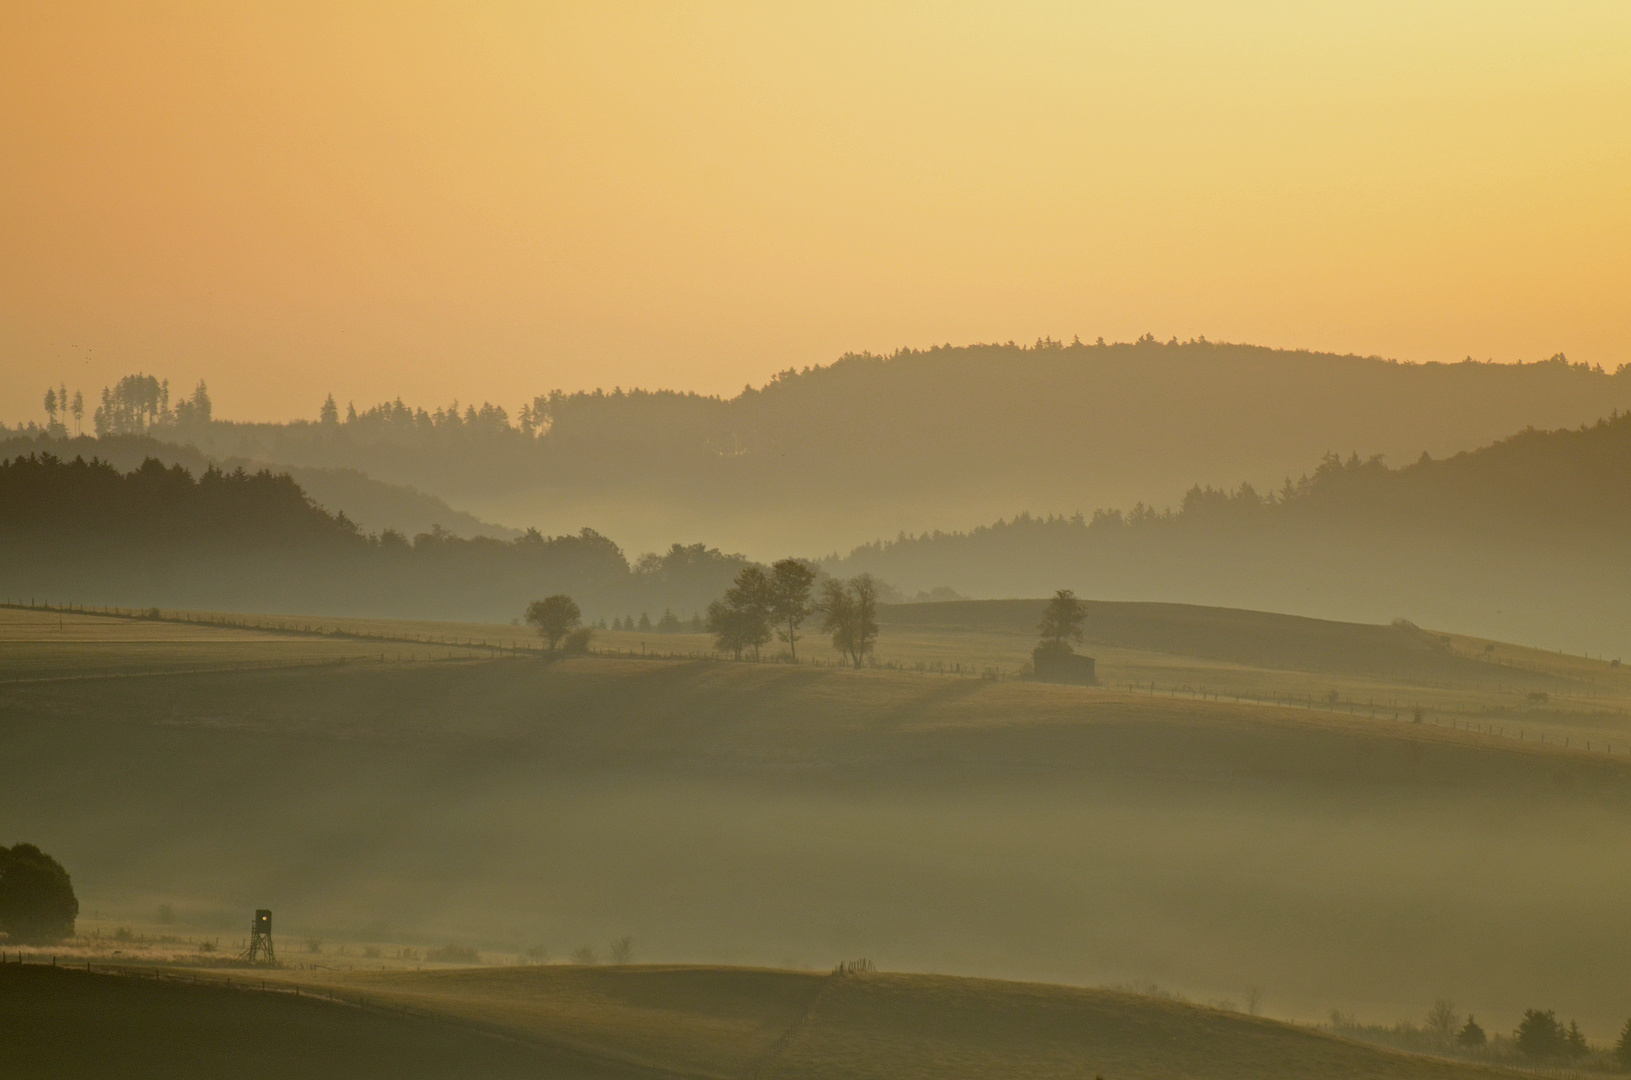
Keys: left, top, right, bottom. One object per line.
{"left": 18, "top": 339, "right": 1626, "bottom": 513}
{"left": 879, "top": 597, "right": 1528, "bottom": 686}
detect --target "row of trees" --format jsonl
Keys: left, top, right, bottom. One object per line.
{"left": 703, "top": 560, "right": 878, "bottom": 666}
{"left": 1340, "top": 998, "right": 1631, "bottom": 1066}
{"left": 41, "top": 386, "right": 85, "bottom": 437}
{"left": 51, "top": 375, "right": 215, "bottom": 437}
{"left": 609, "top": 611, "right": 702, "bottom": 633}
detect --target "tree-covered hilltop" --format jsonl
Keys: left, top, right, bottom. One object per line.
{"left": 20, "top": 339, "right": 1629, "bottom": 556}
{"left": 827, "top": 411, "right": 1631, "bottom": 655}
{"left": 0, "top": 454, "right": 362, "bottom": 548}
{"left": 0, "top": 454, "right": 750, "bottom": 622}
{"left": 0, "top": 431, "right": 518, "bottom": 541}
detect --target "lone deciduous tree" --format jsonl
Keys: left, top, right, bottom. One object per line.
{"left": 707, "top": 566, "right": 772, "bottom": 660}
{"left": 769, "top": 558, "right": 818, "bottom": 661}
{"left": 1426, "top": 999, "right": 1458, "bottom": 1043}
{"left": 1038, "top": 588, "right": 1086, "bottom": 647}
{"left": 1034, "top": 588, "right": 1093, "bottom": 680}
{"left": 0, "top": 843, "right": 79, "bottom": 944}
{"left": 819, "top": 574, "right": 879, "bottom": 668}
{"left": 525, "top": 594, "right": 581, "bottom": 650}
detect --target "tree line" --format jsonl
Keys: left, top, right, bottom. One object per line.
{"left": 26, "top": 344, "right": 1628, "bottom": 523}
{"left": 0, "top": 453, "right": 754, "bottom": 621}
{"left": 523, "top": 562, "right": 883, "bottom": 667}
{"left": 837, "top": 406, "right": 1631, "bottom": 581}
{"left": 1334, "top": 997, "right": 1631, "bottom": 1068}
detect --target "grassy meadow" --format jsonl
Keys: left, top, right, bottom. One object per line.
{"left": 6, "top": 599, "right": 1631, "bottom": 1068}
{"left": 2, "top": 961, "right": 1537, "bottom": 1080}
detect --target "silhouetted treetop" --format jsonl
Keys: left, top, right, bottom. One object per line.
{"left": 0, "top": 453, "right": 359, "bottom": 548}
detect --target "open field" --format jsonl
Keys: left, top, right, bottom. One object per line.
{"left": 0, "top": 962, "right": 643, "bottom": 1080}
{"left": 0, "top": 605, "right": 491, "bottom": 681}
{"left": 9, "top": 619, "right": 1631, "bottom": 1043}
{"left": 8, "top": 599, "right": 1627, "bottom": 742}
{"left": 2, "top": 960, "right": 1539, "bottom": 1080}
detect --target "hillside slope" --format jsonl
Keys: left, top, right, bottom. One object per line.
{"left": 0, "top": 432, "right": 516, "bottom": 540}
{"left": 838, "top": 412, "right": 1631, "bottom": 656}
{"left": 0, "top": 963, "right": 641, "bottom": 1080}
{"left": 257, "top": 965, "right": 1526, "bottom": 1080}
{"left": 8, "top": 652, "right": 1631, "bottom": 1032}
{"left": 880, "top": 599, "right": 1513, "bottom": 685}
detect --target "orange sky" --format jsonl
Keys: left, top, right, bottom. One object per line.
{"left": 4, "top": 2, "right": 1629, "bottom": 424}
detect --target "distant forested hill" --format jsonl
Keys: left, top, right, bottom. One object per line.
{"left": 0, "top": 454, "right": 746, "bottom": 622}
{"left": 0, "top": 433, "right": 517, "bottom": 541}
{"left": 829, "top": 412, "right": 1631, "bottom": 656}
{"left": 65, "top": 340, "right": 1630, "bottom": 556}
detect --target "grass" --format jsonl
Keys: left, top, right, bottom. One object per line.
{"left": 0, "top": 605, "right": 485, "bottom": 681}
{"left": 10, "top": 605, "right": 1631, "bottom": 1040}
{"left": 0, "top": 962, "right": 647, "bottom": 1080}
{"left": 219, "top": 963, "right": 1537, "bottom": 1080}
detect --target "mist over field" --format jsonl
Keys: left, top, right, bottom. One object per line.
{"left": 10, "top": 653, "right": 1631, "bottom": 1039}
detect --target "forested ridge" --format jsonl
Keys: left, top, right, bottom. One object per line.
{"left": 0, "top": 454, "right": 749, "bottom": 621}
{"left": 0, "top": 431, "right": 516, "bottom": 541}
{"left": 25, "top": 339, "right": 1629, "bottom": 555}
{"left": 828, "top": 412, "right": 1631, "bottom": 654}
{"left": 839, "top": 407, "right": 1631, "bottom": 557}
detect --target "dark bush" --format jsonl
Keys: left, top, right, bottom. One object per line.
{"left": 0, "top": 843, "right": 79, "bottom": 944}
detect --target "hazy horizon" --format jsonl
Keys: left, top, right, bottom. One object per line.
{"left": 5, "top": 4, "right": 1629, "bottom": 422}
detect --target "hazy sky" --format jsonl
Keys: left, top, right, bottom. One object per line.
{"left": 4, "top": 2, "right": 1629, "bottom": 424}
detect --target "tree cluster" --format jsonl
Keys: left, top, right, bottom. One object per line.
{"left": 40, "top": 384, "right": 85, "bottom": 438}
{"left": 706, "top": 560, "right": 818, "bottom": 660}
{"left": 0, "top": 843, "right": 78, "bottom": 944}
{"left": 1515, "top": 1009, "right": 1589, "bottom": 1060}
{"left": 705, "top": 561, "right": 876, "bottom": 666}
{"left": 88, "top": 375, "right": 212, "bottom": 437}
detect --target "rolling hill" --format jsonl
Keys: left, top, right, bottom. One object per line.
{"left": 879, "top": 599, "right": 1516, "bottom": 686}
{"left": 6, "top": 624, "right": 1631, "bottom": 1033}
{"left": 0, "top": 432, "right": 516, "bottom": 540}
{"left": 69, "top": 340, "right": 1631, "bottom": 556}
{"left": 835, "top": 411, "right": 1631, "bottom": 657}
{"left": 0, "top": 963, "right": 643, "bottom": 1080}
{"left": 3, "top": 962, "right": 1534, "bottom": 1080}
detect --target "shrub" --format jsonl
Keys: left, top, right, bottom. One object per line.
{"left": 561, "top": 626, "right": 594, "bottom": 654}
{"left": 0, "top": 844, "right": 79, "bottom": 944}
